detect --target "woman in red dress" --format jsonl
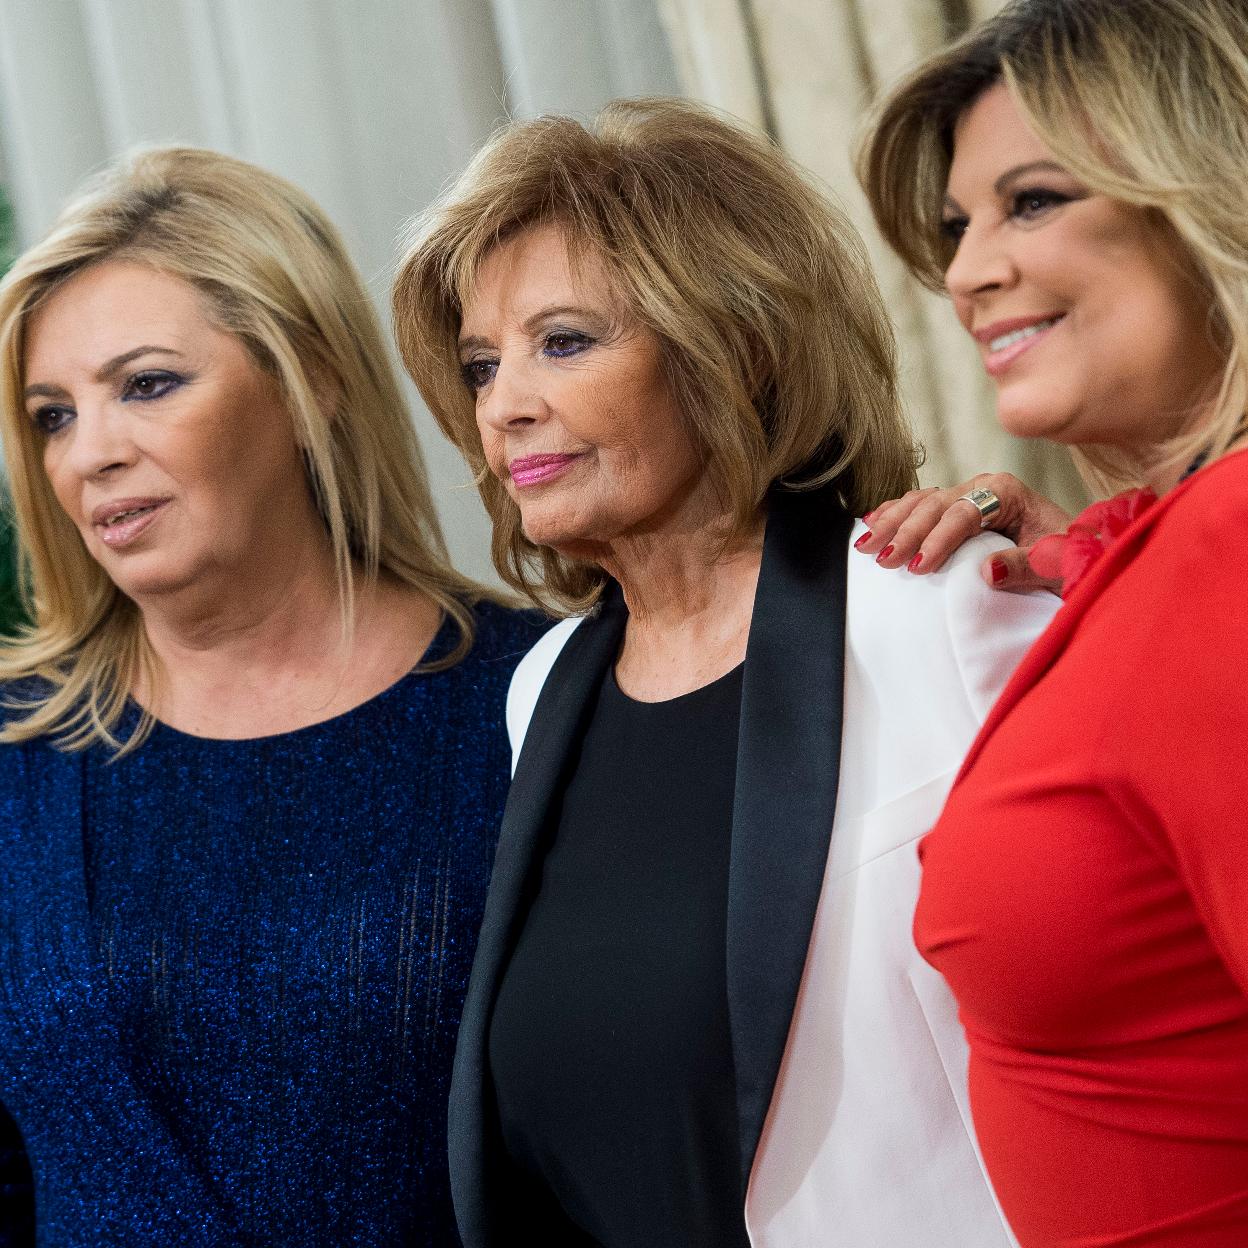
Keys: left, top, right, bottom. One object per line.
{"left": 856, "top": 1, "right": 1248, "bottom": 1244}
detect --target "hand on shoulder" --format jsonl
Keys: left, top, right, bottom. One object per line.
{"left": 854, "top": 472, "right": 1072, "bottom": 594}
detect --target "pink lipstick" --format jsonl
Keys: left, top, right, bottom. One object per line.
{"left": 973, "top": 313, "right": 1065, "bottom": 377}
{"left": 508, "top": 453, "right": 583, "bottom": 488}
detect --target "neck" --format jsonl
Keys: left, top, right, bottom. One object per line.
{"left": 1139, "top": 382, "right": 1238, "bottom": 494}
{"left": 133, "top": 522, "right": 349, "bottom": 712}
{"left": 592, "top": 497, "right": 765, "bottom": 701}
{"left": 601, "top": 523, "right": 760, "bottom": 628}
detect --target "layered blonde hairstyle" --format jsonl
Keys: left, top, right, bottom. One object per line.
{"left": 0, "top": 146, "right": 483, "bottom": 753}
{"left": 858, "top": 0, "right": 1248, "bottom": 490}
{"left": 395, "top": 96, "right": 918, "bottom": 614}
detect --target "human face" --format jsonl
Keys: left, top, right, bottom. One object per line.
{"left": 23, "top": 261, "right": 319, "bottom": 606}
{"left": 942, "top": 84, "right": 1225, "bottom": 452}
{"left": 458, "top": 224, "right": 705, "bottom": 558}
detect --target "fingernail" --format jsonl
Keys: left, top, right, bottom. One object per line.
{"left": 990, "top": 558, "right": 1007, "bottom": 585}
{"left": 907, "top": 552, "right": 924, "bottom": 573}
{"left": 854, "top": 531, "right": 872, "bottom": 550}
{"left": 876, "top": 544, "right": 895, "bottom": 563}
{"left": 863, "top": 510, "right": 878, "bottom": 524}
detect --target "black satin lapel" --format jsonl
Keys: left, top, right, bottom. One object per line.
{"left": 448, "top": 586, "right": 628, "bottom": 1248}
{"left": 728, "top": 485, "right": 853, "bottom": 1185}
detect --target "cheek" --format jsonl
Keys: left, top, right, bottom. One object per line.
{"left": 41, "top": 444, "right": 77, "bottom": 517}
{"left": 582, "top": 367, "right": 676, "bottom": 458}
{"left": 475, "top": 411, "right": 505, "bottom": 473}
{"left": 951, "top": 293, "right": 975, "bottom": 333}
{"left": 192, "top": 399, "right": 301, "bottom": 499}
{"left": 608, "top": 413, "right": 699, "bottom": 500}
{"left": 159, "top": 423, "right": 233, "bottom": 497}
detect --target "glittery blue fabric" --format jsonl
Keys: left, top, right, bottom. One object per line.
{"left": 0, "top": 601, "right": 545, "bottom": 1247}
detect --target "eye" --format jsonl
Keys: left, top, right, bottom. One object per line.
{"left": 1009, "top": 188, "right": 1070, "bottom": 222}
{"left": 543, "top": 330, "right": 593, "bottom": 358}
{"left": 29, "top": 404, "right": 75, "bottom": 436}
{"left": 122, "top": 370, "right": 183, "bottom": 401}
{"left": 939, "top": 215, "right": 969, "bottom": 245}
{"left": 460, "top": 358, "right": 498, "bottom": 394}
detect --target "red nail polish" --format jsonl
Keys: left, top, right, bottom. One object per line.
{"left": 863, "top": 510, "right": 878, "bottom": 524}
{"left": 854, "top": 531, "right": 872, "bottom": 550}
{"left": 990, "top": 558, "right": 1007, "bottom": 585}
{"left": 876, "top": 544, "right": 895, "bottom": 563}
{"left": 907, "top": 553, "right": 924, "bottom": 573}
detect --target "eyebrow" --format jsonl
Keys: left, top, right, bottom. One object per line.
{"left": 456, "top": 334, "right": 490, "bottom": 357}
{"left": 457, "top": 304, "right": 604, "bottom": 355}
{"left": 24, "top": 345, "right": 184, "bottom": 401}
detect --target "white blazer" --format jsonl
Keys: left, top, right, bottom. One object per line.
{"left": 501, "top": 521, "right": 1056, "bottom": 1247}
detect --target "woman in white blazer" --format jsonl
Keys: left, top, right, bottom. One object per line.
{"left": 394, "top": 97, "right": 1058, "bottom": 1247}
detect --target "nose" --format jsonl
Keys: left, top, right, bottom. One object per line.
{"left": 944, "top": 218, "right": 1017, "bottom": 301}
{"left": 57, "top": 404, "right": 137, "bottom": 482}
{"left": 474, "top": 353, "right": 549, "bottom": 435}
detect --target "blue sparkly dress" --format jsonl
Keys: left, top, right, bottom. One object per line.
{"left": 0, "top": 601, "right": 544, "bottom": 1247}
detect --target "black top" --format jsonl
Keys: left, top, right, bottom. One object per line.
{"left": 488, "top": 659, "right": 751, "bottom": 1248}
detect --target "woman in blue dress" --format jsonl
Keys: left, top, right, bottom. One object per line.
{"left": 0, "top": 146, "right": 542, "bottom": 1245}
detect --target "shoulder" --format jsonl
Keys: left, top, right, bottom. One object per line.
{"left": 1094, "top": 451, "right": 1248, "bottom": 667}
{"left": 846, "top": 519, "right": 1059, "bottom": 724}
{"left": 0, "top": 680, "right": 72, "bottom": 780}
{"left": 1086, "top": 450, "right": 1248, "bottom": 633}
{"left": 505, "top": 616, "right": 584, "bottom": 764}
{"left": 1140, "top": 447, "right": 1248, "bottom": 562}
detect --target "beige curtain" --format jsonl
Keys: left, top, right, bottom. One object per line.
{"left": 657, "top": 0, "right": 1087, "bottom": 510}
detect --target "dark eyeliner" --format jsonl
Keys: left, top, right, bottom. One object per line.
{"left": 459, "top": 358, "right": 497, "bottom": 393}
{"left": 1009, "top": 187, "right": 1074, "bottom": 221}
{"left": 543, "top": 329, "right": 594, "bottom": 358}
{"left": 121, "top": 369, "right": 186, "bottom": 402}
{"left": 30, "top": 404, "right": 75, "bottom": 436}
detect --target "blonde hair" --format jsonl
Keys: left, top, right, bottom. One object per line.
{"left": 0, "top": 146, "right": 484, "bottom": 753}
{"left": 395, "top": 96, "right": 918, "bottom": 614}
{"left": 858, "top": 0, "right": 1248, "bottom": 490}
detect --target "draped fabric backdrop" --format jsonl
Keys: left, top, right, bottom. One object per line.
{"left": 0, "top": 0, "right": 1083, "bottom": 588}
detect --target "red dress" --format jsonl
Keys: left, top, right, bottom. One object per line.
{"left": 916, "top": 449, "right": 1248, "bottom": 1247}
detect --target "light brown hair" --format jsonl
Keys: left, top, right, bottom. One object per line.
{"left": 0, "top": 146, "right": 483, "bottom": 753}
{"left": 395, "top": 96, "right": 918, "bottom": 613}
{"left": 858, "top": 0, "right": 1248, "bottom": 489}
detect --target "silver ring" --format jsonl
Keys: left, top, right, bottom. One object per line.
{"left": 957, "top": 487, "right": 1001, "bottom": 528}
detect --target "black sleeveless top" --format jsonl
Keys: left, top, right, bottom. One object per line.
{"left": 488, "top": 660, "right": 751, "bottom": 1248}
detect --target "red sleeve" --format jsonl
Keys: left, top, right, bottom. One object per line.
{"left": 1103, "top": 462, "right": 1248, "bottom": 993}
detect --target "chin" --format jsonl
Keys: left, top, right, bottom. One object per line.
{"left": 994, "top": 390, "right": 1080, "bottom": 444}
{"left": 520, "top": 521, "right": 591, "bottom": 557}
{"left": 99, "top": 553, "right": 198, "bottom": 601}
{"left": 516, "top": 499, "right": 601, "bottom": 553}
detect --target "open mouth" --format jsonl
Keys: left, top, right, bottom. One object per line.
{"left": 982, "top": 315, "right": 1065, "bottom": 375}
{"left": 94, "top": 499, "right": 170, "bottom": 548}
{"left": 988, "top": 317, "right": 1063, "bottom": 353}
{"left": 102, "top": 503, "right": 160, "bottom": 528}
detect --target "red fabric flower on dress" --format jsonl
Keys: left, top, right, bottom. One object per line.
{"left": 1028, "top": 487, "right": 1157, "bottom": 597}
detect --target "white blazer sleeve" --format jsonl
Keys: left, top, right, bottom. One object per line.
{"left": 935, "top": 527, "right": 1060, "bottom": 723}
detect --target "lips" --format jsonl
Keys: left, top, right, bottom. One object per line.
{"left": 507, "top": 453, "right": 584, "bottom": 488}
{"left": 973, "top": 313, "right": 1066, "bottom": 376}
{"left": 90, "top": 497, "right": 170, "bottom": 549}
